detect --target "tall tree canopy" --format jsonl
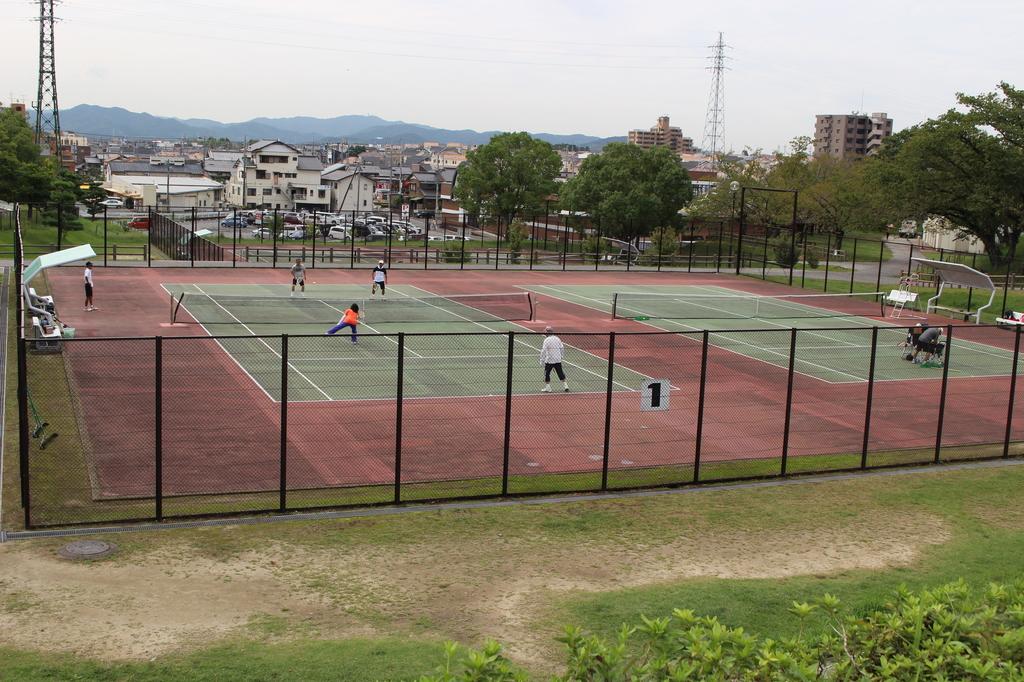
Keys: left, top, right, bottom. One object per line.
{"left": 0, "top": 109, "right": 53, "bottom": 203}
{"left": 559, "top": 143, "right": 692, "bottom": 241}
{"left": 453, "top": 132, "right": 560, "bottom": 222}
{"left": 876, "top": 83, "right": 1024, "bottom": 266}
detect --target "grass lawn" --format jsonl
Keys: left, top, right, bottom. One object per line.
{"left": 1, "top": 462, "right": 1023, "bottom": 679}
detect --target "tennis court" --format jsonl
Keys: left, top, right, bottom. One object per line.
{"left": 526, "top": 284, "right": 1021, "bottom": 384}
{"left": 162, "top": 282, "right": 656, "bottom": 401}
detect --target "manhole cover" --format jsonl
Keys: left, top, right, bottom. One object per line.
{"left": 58, "top": 540, "right": 116, "bottom": 560}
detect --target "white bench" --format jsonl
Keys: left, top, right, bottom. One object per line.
{"left": 31, "top": 316, "right": 63, "bottom": 352}
{"left": 996, "top": 315, "right": 1024, "bottom": 328}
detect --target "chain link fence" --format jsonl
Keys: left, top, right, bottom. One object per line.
{"left": 17, "top": 325, "right": 1024, "bottom": 528}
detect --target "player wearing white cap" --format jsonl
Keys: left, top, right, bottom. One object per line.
{"left": 539, "top": 326, "right": 569, "bottom": 392}
{"left": 371, "top": 260, "right": 387, "bottom": 297}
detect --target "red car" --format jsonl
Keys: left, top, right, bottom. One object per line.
{"left": 127, "top": 215, "right": 150, "bottom": 229}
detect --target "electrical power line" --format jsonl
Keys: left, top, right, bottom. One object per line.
{"left": 701, "top": 32, "right": 731, "bottom": 170}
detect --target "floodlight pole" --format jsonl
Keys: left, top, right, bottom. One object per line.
{"left": 735, "top": 187, "right": 746, "bottom": 275}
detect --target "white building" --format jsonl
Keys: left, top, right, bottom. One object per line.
{"left": 224, "top": 140, "right": 329, "bottom": 211}
{"left": 106, "top": 174, "right": 223, "bottom": 208}
{"left": 321, "top": 167, "right": 377, "bottom": 212}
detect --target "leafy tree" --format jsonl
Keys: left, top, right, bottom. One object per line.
{"left": 504, "top": 220, "right": 527, "bottom": 263}
{"left": 345, "top": 145, "right": 368, "bottom": 157}
{"left": 0, "top": 109, "right": 53, "bottom": 203}
{"left": 81, "top": 183, "right": 107, "bottom": 218}
{"left": 42, "top": 169, "right": 83, "bottom": 231}
{"left": 876, "top": 101, "right": 1024, "bottom": 267}
{"left": 453, "top": 132, "right": 561, "bottom": 224}
{"left": 560, "top": 143, "right": 692, "bottom": 242}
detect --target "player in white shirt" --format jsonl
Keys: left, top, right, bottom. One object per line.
{"left": 83, "top": 261, "right": 96, "bottom": 311}
{"left": 539, "top": 326, "right": 569, "bottom": 392}
{"left": 371, "top": 260, "right": 387, "bottom": 296}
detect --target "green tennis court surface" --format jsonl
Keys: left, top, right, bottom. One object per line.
{"left": 162, "top": 283, "right": 654, "bottom": 401}
{"left": 526, "top": 284, "right": 1020, "bottom": 384}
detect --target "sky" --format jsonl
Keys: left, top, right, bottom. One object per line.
{"left": 1, "top": 0, "right": 1021, "bottom": 151}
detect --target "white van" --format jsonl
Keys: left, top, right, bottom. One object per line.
{"left": 327, "top": 226, "right": 349, "bottom": 240}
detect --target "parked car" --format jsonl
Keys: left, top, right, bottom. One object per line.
{"left": 365, "top": 216, "right": 387, "bottom": 225}
{"left": 99, "top": 198, "right": 124, "bottom": 208}
{"left": 251, "top": 227, "right": 272, "bottom": 239}
{"left": 313, "top": 212, "right": 342, "bottom": 226}
{"left": 283, "top": 213, "right": 303, "bottom": 225}
{"left": 221, "top": 216, "right": 247, "bottom": 228}
{"left": 326, "top": 226, "right": 350, "bottom": 240}
{"left": 127, "top": 215, "right": 149, "bottom": 229}
{"left": 414, "top": 209, "right": 435, "bottom": 218}
{"left": 283, "top": 228, "right": 305, "bottom": 240}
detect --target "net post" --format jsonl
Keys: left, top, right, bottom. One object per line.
{"left": 1004, "top": 325, "right": 1021, "bottom": 458}
{"left": 501, "top": 331, "right": 514, "bottom": 495}
{"left": 693, "top": 330, "right": 709, "bottom": 483}
{"left": 933, "top": 325, "right": 953, "bottom": 463}
{"left": 780, "top": 328, "right": 797, "bottom": 476}
{"left": 279, "top": 334, "right": 288, "bottom": 512}
{"left": 601, "top": 332, "right": 616, "bottom": 491}
{"left": 155, "top": 336, "right": 163, "bottom": 521}
{"left": 861, "top": 327, "right": 878, "bottom": 469}
{"left": 394, "top": 332, "right": 404, "bottom": 503}
{"left": 611, "top": 293, "right": 618, "bottom": 320}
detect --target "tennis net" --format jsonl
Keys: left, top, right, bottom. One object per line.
{"left": 171, "top": 291, "right": 534, "bottom": 325}
{"left": 611, "top": 291, "right": 886, "bottom": 321}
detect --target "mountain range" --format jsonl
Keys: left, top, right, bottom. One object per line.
{"left": 49, "top": 105, "right": 626, "bottom": 149}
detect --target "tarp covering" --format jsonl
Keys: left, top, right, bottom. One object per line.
{"left": 911, "top": 257, "right": 995, "bottom": 291}
{"left": 23, "top": 245, "right": 97, "bottom": 284}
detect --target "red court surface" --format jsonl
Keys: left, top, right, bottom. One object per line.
{"left": 38, "top": 266, "right": 1024, "bottom": 502}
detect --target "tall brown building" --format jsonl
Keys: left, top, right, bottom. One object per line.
{"left": 814, "top": 112, "right": 893, "bottom": 159}
{"left": 628, "top": 116, "right": 695, "bottom": 154}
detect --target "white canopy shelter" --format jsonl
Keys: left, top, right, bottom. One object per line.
{"left": 911, "top": 257, "right": 995, "bottom": 323}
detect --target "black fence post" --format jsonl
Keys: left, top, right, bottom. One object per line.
{"left": 232, "top": 210, "right": 239, "bottom": 268}
{"left": 823, "top": 232, "right": 832, "bottom": 291}
{"left": 279, "top": 334, "right": 288, "bottom": 512}
{"left": 715, "top": 222, "right": 724, "bottom": 273}
{"left": 155, "top": 336, "right": 163, "bottom": 521}
{"left": 934, "top": 325, "right": 953, "bottom": 463}
{"left": 102, "top": 207, "right": 108, "bottom": 267}
{"left": 190, "top": 207, "right": 196, "bottom": 268}
{"left": 848, "top": 239, "right": 858, "bottom": 293}
{"left": 272, "top": 209, "right": 279, "bottom": 269}
{"left": 601, "top": 332, "right": 616, "bottom": 491}
{"left": 788, "top": 194, "right": 798, "bottom": 286}
{"left": 502, "top": 331, "right": 514, "bottom": 495}
{"left": 1002, "top": 259, "right": 1012, "bottom": 315}
{"left": 424, "top": 215, "right": 430, "bottom": 271}
{"left": 800, "top": 233, "right": 808, "bottom": 288}
{"left": 349, "top": 210, "right": 355, "bottom": 268}
{"left": 735, "top": 187, "right": 745, "bottom": 275}
{"left": 395, "top": 332, "right": 404, "bottom": 503}
{"left": 760, "top": 226, "right": 768, "bottom": 280}
{"left": 687, "top": 222, "right": 695, "bottom": 273}
{"left": 1004, "top": 325, "right": 1021, "bottom": 458}
{"left": 311, "top": 213, "right": 318, "bottom": 269}
{"left": 17, "top": 335, "right": 30, "bottom": 528}
{"left": 967, "top": 252, "right": 977, "bottom": 310}
{"left": 147, "top": 206, "right": 153, "bottom": 267}
{"left": 861, "top": 327, "right": 878, "bottom": 468}
{"left": 529, "top": 216, "right": 536, "bottom": 271}
{"left": 594, "top": 217, "right": 601, "bottom": 272}
{"left": 561, "top": 216, "right": 569, "bottom": 271}
{"left": 876, "top": 240, "right": 884, "bottom": 293}
{"left": 906, "top": 243, "right": 914, "bottom": 278}
{"left": 693, "top": 330, "right": 709, "bottom": 483}
{"left": 56, "top": 201, "right": 63, "bottom": 251}
{"left": 656, "top": 225, "right": 664, "bottom": 272}
{"left": 780, "top": 328, "right": 797, "bottom": 476}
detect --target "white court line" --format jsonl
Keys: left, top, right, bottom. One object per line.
{"left": 531, "top": 284, "right": 866, "bottom": 384}
{"left": 395, "top": 285, "right": 643, "bottom": 391}
{"left": 192, "top": 285, "right": 333, "bottom": 400}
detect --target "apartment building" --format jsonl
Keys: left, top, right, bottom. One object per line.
{"left": 321, "top": 167, "right": 376, "bottom": 212}
{"left": 429, "top": 146, "right": 467, "bottom": 169}
{"left": 224, "top": 140, "right": 329, "bottom": 211}
{"left": 628, "top": 116, "right": 695, "bottom": 154}
{"left": 813, "top": 112, "right": 893, "bottom": 159}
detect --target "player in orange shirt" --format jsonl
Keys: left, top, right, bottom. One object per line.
{"left": 326, "top": 303, "right": 360, "bottom": 343}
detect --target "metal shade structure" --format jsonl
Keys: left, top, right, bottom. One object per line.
{"left": 911, "top": 257, "right": 995, "bottom": 323}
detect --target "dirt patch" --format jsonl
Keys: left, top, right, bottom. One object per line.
{"left": 0, "top": 509, "right": 949, "bottom": 667}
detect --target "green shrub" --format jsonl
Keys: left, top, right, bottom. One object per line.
{"left": 427, "top": 580, "right": 1024, "bottom": 680}
{"left": 505, "top": 220, "right": 527, "bottom": 264}
{"left": 806, "top": 249, "right": 820, "bottom": 269}
{"left": 772, "top": 236, "right": 797, "bottom": 268}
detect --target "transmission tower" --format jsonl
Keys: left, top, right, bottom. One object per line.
{"left": 34, "top": 0, "right": 62, "bottom": 158}
{"left": 701, "top": 32, "right": 730, "bottom": 170}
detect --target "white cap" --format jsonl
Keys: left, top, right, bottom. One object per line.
{"left": 378, "top": 259, "right": 384, "bottom": 265}
{"left": 544, "top": 326, "right": 554, "bottom": 334}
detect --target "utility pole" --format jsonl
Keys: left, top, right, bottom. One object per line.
{"left": 34, "top": 0, "right": 62, "bottom": 163}
{"left": 701, "top": 32, "right": 730, "bottom": 171}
